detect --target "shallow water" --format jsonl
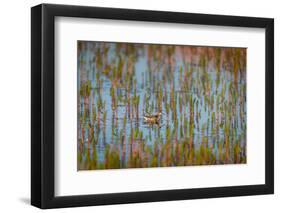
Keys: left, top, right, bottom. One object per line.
{"left": 77, "top": 41, "right": 247, "bottom": 170}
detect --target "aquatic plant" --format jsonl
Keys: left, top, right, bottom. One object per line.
{"left": 77, "top": 41, "right": 247, "bottom": 170}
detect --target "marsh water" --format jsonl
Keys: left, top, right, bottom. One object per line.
{"left": 77, "top": 41, "right": 247, "bottom": 170}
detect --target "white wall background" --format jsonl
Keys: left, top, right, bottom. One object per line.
{"left": 0, "top": 0, "right": 279, "bottom": 212}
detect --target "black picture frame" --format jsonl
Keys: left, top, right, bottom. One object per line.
{"left": 31, "top": 3, "right": 274, "bottom": 209}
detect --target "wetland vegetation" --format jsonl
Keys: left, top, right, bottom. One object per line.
{"left": 77, "top": 41, "right": 247, "bottom": 170}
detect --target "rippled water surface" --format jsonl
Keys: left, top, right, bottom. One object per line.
{"left": 77, "top": 41, "right": 247, "bottom": 170}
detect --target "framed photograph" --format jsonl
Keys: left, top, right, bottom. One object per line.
{"left": 31, "top": 3, "right": 274, "bottom": 209}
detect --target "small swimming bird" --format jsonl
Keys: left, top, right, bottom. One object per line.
{"left": 143, "top": 112, "right": 162, "bottom": 123}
